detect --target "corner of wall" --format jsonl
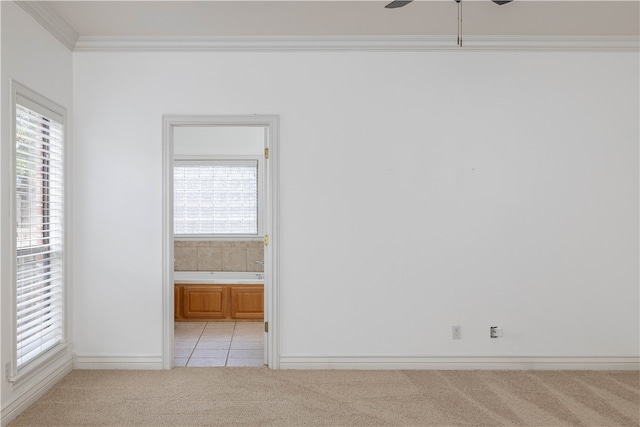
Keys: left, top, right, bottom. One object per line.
{"left": 1, "top": 2, "right": 74, "bottom": 424}
{"left": 0, "top": 354, "right": 73, "bottom": 426}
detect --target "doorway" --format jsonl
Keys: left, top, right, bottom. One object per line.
{"left": 162, "top": 115, "right": 280, "bottom": 369}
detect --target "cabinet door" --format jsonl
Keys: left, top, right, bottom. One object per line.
{"left": 230, "top": 285, "right": 264, "bottom": 320}
{"left": 174, "top": 285, "right": 183, "bottom": 320}
{"left": 183, "top": 285, "right": 228, "bottom": 319}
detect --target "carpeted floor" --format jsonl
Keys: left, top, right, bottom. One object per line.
{"left": 9, "top": 368, "right": 639, "bottom": 426}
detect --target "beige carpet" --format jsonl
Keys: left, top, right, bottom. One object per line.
{"left": 9, "top": 369, "right": 639, "bottom": 426}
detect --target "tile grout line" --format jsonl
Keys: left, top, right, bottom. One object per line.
{"left": 187, "top": 322, "right": 207, "bottom": 366}
{"left": 176, "top": 322, "right": 264, "bottom": 367}
{"left": 225, "top": 322, "right": 237, "bottom": 367}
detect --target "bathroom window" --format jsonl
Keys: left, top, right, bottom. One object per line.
{"left": 12, "top": 83, "right": 66, "bottom": 377}
{"left": 174, "top": 160, "right": 259, "bottom": 236}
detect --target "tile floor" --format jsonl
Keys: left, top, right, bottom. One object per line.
{"left": 174, "top": 321, "right": 264, "bottom": 367}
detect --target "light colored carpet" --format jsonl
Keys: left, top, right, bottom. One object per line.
{"left": 9, "top": 368, "right": 639, "bottom": 426}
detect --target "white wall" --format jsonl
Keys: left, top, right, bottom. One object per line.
{"left": 1, "top": 1, "right": 73, "bottom": 423}
{"left": 72, "top": 49, "right": 639, "bottom": 367}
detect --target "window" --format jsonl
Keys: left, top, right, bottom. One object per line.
{"left": 12, "top": 85, "right": 65, "bottom": 375}
{"left": 174, "top": 160, "right": 259, "bottom": 236}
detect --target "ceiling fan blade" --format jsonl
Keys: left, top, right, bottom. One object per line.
{"left": 385, "top": 0, "right": 413, "bottom": 9}
{"left": 386, "top": 0, "right": 510, "bottom": 9}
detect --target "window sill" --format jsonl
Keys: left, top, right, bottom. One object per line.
{"left": 8, "top": 343, "right": 69, "bottom": 388}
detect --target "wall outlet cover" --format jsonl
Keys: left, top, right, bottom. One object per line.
{"left": 452, "top": 325, "right": 461, "bottom": 340}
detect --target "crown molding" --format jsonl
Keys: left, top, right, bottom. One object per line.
{"left": 16, "top": 1, "right": 79, "bottom": 51}
{"left": 12, "top": 2, "right": 639, "bottom": 54}
{"left": 74, "top": 35, "right": 639, "bottom": 53}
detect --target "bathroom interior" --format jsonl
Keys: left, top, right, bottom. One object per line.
{"left": 172, "top": 125, "right": 266, "bottom": 368}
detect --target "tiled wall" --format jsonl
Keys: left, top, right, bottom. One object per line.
{"left": 174, "top": 241, "right": 264, "bottom": 272}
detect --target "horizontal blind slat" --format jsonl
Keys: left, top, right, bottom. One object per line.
{"left": 15, "top": 100, "right": 65, "bottom": 370}
{"left": 17, "top": 307, "right": 63, "bottom": 335}
{"left": 17, "top": 310, "right": 63, "bottom": 338}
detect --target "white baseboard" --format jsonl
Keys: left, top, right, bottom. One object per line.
{"left": 74, "top": 355, "right": 164, "bottom": 370}
{"left": 1, "top": 356, "right": 73, "bottom": 427}
{"left": 279, "top": 354, "right": 640, "bottom": 370}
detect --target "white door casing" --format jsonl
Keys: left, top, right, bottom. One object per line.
{"left": 162, "top": 115, "right": 280, "bottom": 369}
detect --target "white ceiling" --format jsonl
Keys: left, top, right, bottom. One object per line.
{"left": 46, "top": 1, "right": 639, "bottom": 38}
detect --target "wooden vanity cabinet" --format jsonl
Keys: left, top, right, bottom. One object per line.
{"left": 183, "top": 285, "right": 228, "bottom": 320}
{"left": 230, "top": 286, "right": 264, "bottom": 320}
{"left": 175, "top": 285, "right": 183, "bottom": 320}
{"left": 175, "top": 284, "right": 263, "bottom": 321}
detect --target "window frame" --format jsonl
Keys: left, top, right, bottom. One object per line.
{"left": 173, "top": 154, "right": 264, "bottom": 240}
{"left": 9, "top": 81, "right": 68, "bottom": 384}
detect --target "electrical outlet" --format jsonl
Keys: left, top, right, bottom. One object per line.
{"left": 452, "top": 325, "right": 461, "bottom": 340}
{"left": 490, "top": 326, "right": 504, "bottom": 338}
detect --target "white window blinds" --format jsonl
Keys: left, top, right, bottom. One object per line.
{"left": 15, "top": 98, "right": 64, "bottom": 369}
{"left": 174, "top": 161, "right": 258, "bottom": 235}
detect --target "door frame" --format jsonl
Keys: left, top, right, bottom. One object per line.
{"left": 162, "top": 115, "right": 280, "bottom": 369}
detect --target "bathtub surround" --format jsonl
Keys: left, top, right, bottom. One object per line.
{"left": 174, "top": 283, "right": 264, "bottom": 321}
{"left": 174, "top": 271, "right": 264, "bottom": 284}
{"left": 174, "top": 240, "right": 264, "bottom": 272}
